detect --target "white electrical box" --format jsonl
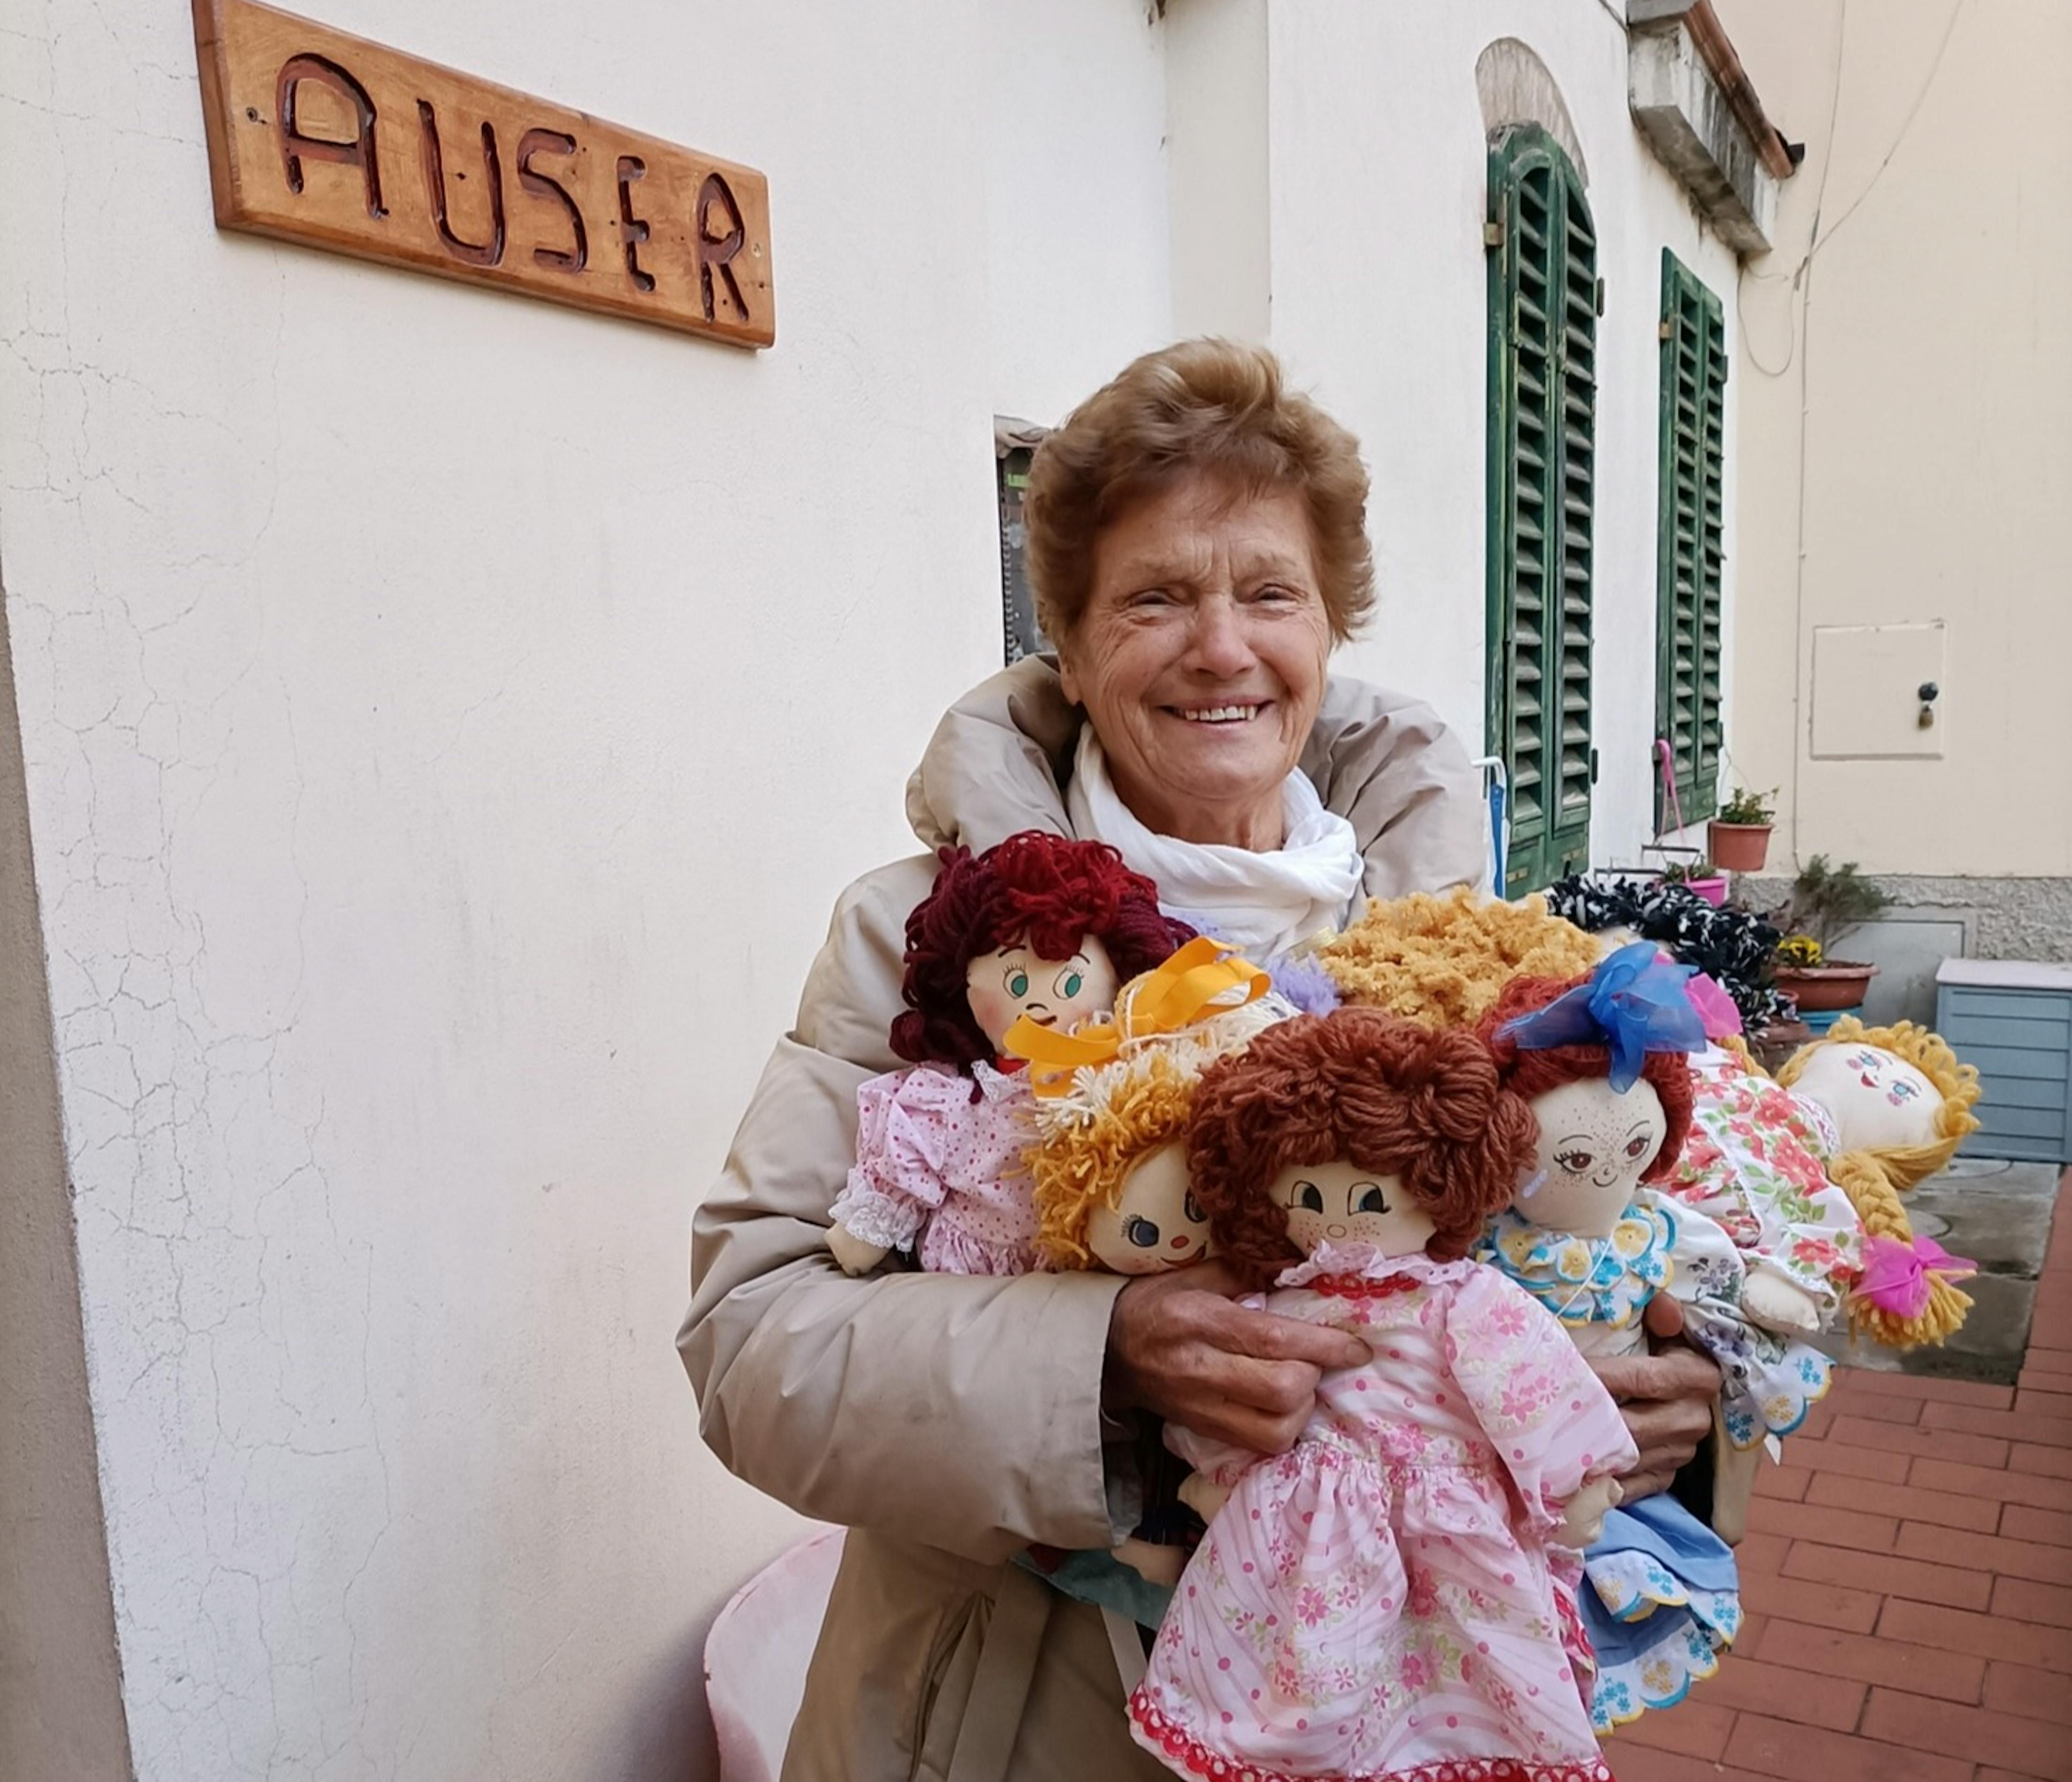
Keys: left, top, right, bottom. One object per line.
{"left": 1810, "top": 622, "right": 1948, "bottom": 759}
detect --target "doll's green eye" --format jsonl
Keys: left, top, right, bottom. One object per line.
{"left": 1183, "top": 1191, "right": 1204, "bottom": 1225}
{"left": 1354, "top": 1184, "right": 1388, "bottom": 1214}
{"left": 1007, "top": 970, "right": 1029, "bottom": 998}
{"left": 1059, "top": 970, "right": 1083, "bottom": 999}
{"left": 1294, "top": 1181, "right": 1325, "bottom": 1213}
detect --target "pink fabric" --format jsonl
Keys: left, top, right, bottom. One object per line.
{"left": 1857, "top": 1234, "right": 1977, "bottom": 1319}
{"left": 1684, "top": 973, "right": 1744, "bottom": 1039}
{"left": 1132, "top": 1248, "right": 1632, "bottom": 1782}
{"left": 831, "top": 1060, "right": 1040, "bottom": 1275}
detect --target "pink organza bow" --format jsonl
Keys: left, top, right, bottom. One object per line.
{"left": 1855, "top": 1234, "right": 1978, "bottom": 1319}
{"left": 1684, "top": 971, "right": 1744, "bottom": 1040}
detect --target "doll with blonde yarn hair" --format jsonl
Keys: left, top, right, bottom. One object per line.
{"left": 1009, "top": 936, "right": 1297, "bottom": 1278}
{"left": 1001, "top": 939, "right": 1297, "bottom": 1608}
{"left": 1772, "top": 1018, "right": 1981, "bottom": 1346}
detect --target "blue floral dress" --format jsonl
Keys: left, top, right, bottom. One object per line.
{"left": 1477, "top": 1198, "right": 1743, "bottom": 1733}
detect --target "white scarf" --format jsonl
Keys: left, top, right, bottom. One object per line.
{"left": 1065, "top": 730, "right": 1365, "bottom": 958}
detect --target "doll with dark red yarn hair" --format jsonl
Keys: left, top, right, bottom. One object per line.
{"left": 827, "top": 831, "right": 1191, "bottom": 1278}
{"left": 1127, "top": 1008, "right": 1636, "bottom": 1782}
{"left": 889, "top": 830, "right": 1192, "bottom": 1072}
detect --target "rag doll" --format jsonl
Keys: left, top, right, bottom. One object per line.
{"left": 1476, "top": 945, "right": 1763, "bottom": 1731}
{"left": 826, "top": 831, "right": 1191, "bottom": 1276}
{"left": 1005, "top": 938, "right": 1294, "bottom": 1601}
{"left": 1660, "top": 1037, "right": 1864, "bottom": 1349}
{"left": 1130, "top": 1009, "right": 1635, "bottom": 1782}
{"left": 1011, "top": 934, "right": 1293, "bottom": 1276}
{"left": 1774, "top": 1018, "right": 1982, "bottom": 1346}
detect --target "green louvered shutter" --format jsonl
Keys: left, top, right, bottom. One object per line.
{"left": 1654, "top": 251, "right": 1727, "bottom": 830}
{"left": 1487, "top": 128, "right": 1596, "bottom": 896}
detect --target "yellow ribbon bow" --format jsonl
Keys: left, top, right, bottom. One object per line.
{"left": 1001, "top": 935, "right": 1271, "bottom": 1097}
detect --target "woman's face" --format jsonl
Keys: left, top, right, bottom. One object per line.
{"left": 1058, "top": 473, "right": 1333, "bottom": 849}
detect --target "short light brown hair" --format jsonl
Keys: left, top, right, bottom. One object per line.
{"left": 1024, "top": 339, "right": 1375, "bottom": 646}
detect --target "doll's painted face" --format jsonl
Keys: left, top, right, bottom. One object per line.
{"left": 1519, "top": 1077, "right": 1667, "bottom": 1238}
{"left": 965, "top": 934, "right": 1117, "bottom": 1051}
{"left": 1270, "top": 1159, "right": 1438, "bottom": 1258}
{"left": 1086, "top": 1141, "right": 1213, "bottom": 1274}
{"left": 1791, "top": 1044, "right": 1941, "bottom": 1153}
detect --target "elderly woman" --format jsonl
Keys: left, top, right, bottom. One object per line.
{"left": 680, "top": 341, "right": 1720, "bottom": 1781}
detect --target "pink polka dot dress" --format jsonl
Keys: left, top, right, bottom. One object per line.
{"left": 830, "top": 1059, "right": 1040, "bottom": 1275}
{"left": 1129, "top": 1245, "right": 1636, "bottom": 1782}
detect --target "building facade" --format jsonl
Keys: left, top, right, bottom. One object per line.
{"left": 1, "top": 1, "right": 1787, "bottom": 1774}
{"left": 1715, "top": 0, "right": 2071, "bottom": 999}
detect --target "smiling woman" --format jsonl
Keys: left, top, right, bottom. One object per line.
{"left": 681, "top": 340, "right": 1717, "bottom": 1780}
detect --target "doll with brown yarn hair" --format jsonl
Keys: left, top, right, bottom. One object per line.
{"left": 1127, "top": 1008, "right": 1636, "bottom": 1782}
{"left": 827, "top": 830, "right": 1192, "bottom": 1276}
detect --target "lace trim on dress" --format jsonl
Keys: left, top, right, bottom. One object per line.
{"left": 1276, "top": 1243, "right": 1479, "bottom": 1293}
{"left": 826, "top": 1186, "right": 922, "bottom": 1253}
{"left": 1127, "top": 1694, "right": 1614, "bottom": 1782}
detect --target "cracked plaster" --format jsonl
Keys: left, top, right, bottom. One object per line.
{"left": 0, "top": 0, "right": 1189, "bottom": 1775}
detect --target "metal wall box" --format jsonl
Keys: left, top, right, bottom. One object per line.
{"left": 1935, "top": 958, "right": 2072, "bottom": 1164}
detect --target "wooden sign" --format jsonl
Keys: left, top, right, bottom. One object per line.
{"left": 190, "top": 0, "right": 774, "bottom": 346}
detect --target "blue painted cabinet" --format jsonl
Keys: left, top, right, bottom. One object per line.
{"left": 1935, "top": 960, "right": 2072, "bottom": 1165}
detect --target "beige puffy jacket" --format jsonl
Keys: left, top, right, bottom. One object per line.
{"left": 679, "top": 658, "right": 1485, "bottom": 1782}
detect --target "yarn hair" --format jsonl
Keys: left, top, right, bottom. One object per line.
{"left": 1318, "top": 889, "right": 1601, "bottom": 1028}
{"left": 1028, "top": 1052, "right": 1197, "bottom": 1270}
{"left": 890, "top": 831, "right": 1193, "bottom": 1070}
{"left": 1773, "top": 1017, "right": 1983, "bottom": 1348}
{"left": 1476, "top": 973, "right": 1696, "bottom": 1181}
{"left": 1186, "top": 1010, "right": 1539, "bottom": 1288}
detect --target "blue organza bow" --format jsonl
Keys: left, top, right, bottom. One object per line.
{"left": 1497, "top": 940, "right": 1706, "bottom": 1091}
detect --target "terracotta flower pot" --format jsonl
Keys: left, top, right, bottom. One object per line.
{"left": 1708, "top": 821, "right": 1773, "bottom": 873}
{"left": 1773, "top": 961, "right": 1879, "bottom": 1013}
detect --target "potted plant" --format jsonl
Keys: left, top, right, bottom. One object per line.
{"left": 1660, "top": 858, "right": 1729, "bottom": 907}
{"left": 1709, "top": 786, "right": 1777, "bottom": 873}
{"left": 1767, "top": 855, "right": 1893, "bottom": 1013}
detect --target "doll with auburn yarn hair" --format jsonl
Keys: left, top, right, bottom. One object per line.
{"left": 1129, "top": 1009, "right": 1635, "bottom": 1782}
{"left": 826, "top": 830, "right": 1192, "bottom": 1277}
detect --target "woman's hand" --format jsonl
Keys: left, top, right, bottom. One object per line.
{"left": 1591, "top": 1294, "right": 1722, "bottom": 1502}
{"left": 1104, "top": 1261, "right": 1369, "bottom": 1454}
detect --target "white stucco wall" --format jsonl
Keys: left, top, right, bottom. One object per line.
{"left": 1261, "top": 1, "right": 1747, "bottom": 871}
{"left": 1716, "top": 0, "right": 2072, "bottom": 878}
{"left": 0, "top": 0, "right": 1171, "bottom": 1775}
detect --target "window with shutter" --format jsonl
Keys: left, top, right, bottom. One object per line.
{"left": 1654, "top": 250, "right": 1727, "bottom": 830}
{"left": 1486, "top": 127, "right": 1596, "bottom": 897}
{"left": 997, "top": 436, "right": 1046, "bottom": 665}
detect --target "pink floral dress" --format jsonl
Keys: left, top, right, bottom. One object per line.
{"left": 1663, "top": 1048, "right": 1861, "bottom": 1299}
{"left": 1130, "top": 1245, "right": 1636, "bottom": 1782}
{"left": 828, "top": 1060, "right": 1040, "bottom": 1275}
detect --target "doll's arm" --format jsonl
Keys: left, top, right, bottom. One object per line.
{"left": 1163, "top": 1419, "right": 1265, "bottom": 1491}
{"left": 1740, "top": 1266, "right": 1820, "bottom": 1334}
{"left": 1445, "top": 1267, "right": 1638, "bottom": 1527}
{"left": 825, "top": 1069, "right": 955, "bottom": 1272}
{"left": 1552, "top": 1472, "right": 1623, "bottom": 1548}
{"left": 682, "top": 861, "right": 1132, "bottom": 1563}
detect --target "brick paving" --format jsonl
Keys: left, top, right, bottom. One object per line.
{"left": 1609, "top": 1169, "right": 2072, "bottom": 1782}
